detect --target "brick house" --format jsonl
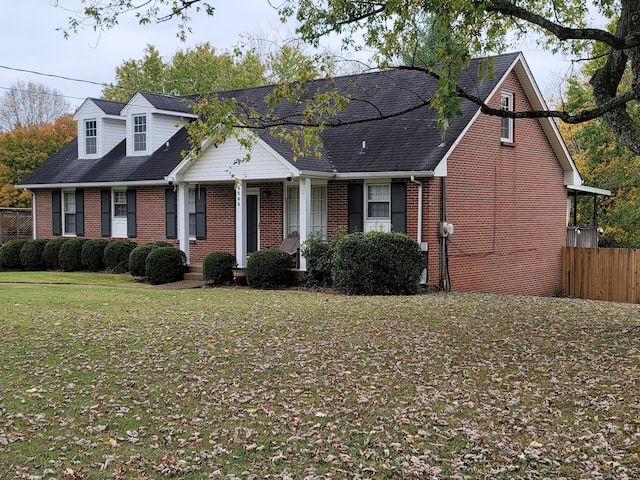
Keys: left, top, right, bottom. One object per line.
{"left": 18, "top": 52, "right": 606, "bottom": 295}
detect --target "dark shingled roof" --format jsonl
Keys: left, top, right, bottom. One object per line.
{"left": 20, "top": 52, "right": 520, "bottom": 186}
{"left": 89, "top": 98, "right": 126, "bottom": 116}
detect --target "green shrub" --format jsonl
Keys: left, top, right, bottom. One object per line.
{"left": 246, "top": 248, "right": 293, "bottom": 288}
{"left": 58, "top": 238, "right": 88, "bottom": 272}
{"left": 203, "top": 252, "right": 235, "bottom": 285}
{"left": 301, "top": 233, "right": 335, "bottom": 287}
{"left": 129, "top": 244, "right": 160, "bottom": 277}
{"left": 81, "top": 239, "right": 109, "bottom": 271}
{"left": 145, "top": 247, "right": 186, "bottom": 285}
{"left": 332, "top": 231, "right": 425, "bottom": 295}
{"left": 19, "top": 239, "right": 49, "bottom": 271}
{"left": 42, "top": 238, "right": 68, "bottom": 270}
{"left": 0, "top": 239, "right": 28, "bottom": 270}
{"left": 104, "top": 240, "right": 137, "bottom": 273}
{"left": 148, "top": 241, "right": 174, "bottom": 248}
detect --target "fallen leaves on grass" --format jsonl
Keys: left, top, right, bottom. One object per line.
{"left": 0, "top": 288, "right": 638, "bottom": 479}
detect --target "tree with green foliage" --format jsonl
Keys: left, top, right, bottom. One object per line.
{"left": 57, "top": 0, "right": 640, "bottom": 155}
{"left": 102, "top": 44, "right": 267, "bottom": 102}
{"left": 0, "top": 116, "right": 76, "bottom": 208}
{"left": 559, "top": 41, "right": 640, "bottom": 248}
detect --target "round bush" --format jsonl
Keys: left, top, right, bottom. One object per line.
{"left": 42, "top": 238, "right": 69, "bottom": 270}
{"left": 0, "top": 239, "right": 28, "bottom": 270}
{"left": 332, "top": 231, "right": 425, "bottom": 295}
{"left": 81, "top": 239, "right": 109, "bottom": 271}
{"left": 129, "top": 244, "right": 160, "bottom": 277}
{"left": 145, "top": 247, "right": 186, "bottom": 285}
{"left": 103, "top": 240, "right": 137, "bottom": 273}
{"left": 58, "top": 238, "right": 88, "bottom": 272}
{"left": 246, "top": 248, "right": 293, "bottom": 288}
{"left": 301, "top": 233, "right": 335, "bottom": 287}
{"left": 203, "top": 252, "right": 235, "bottom": 285}
{"left": 19, "top": 239, "right": 49, "bottom": 271}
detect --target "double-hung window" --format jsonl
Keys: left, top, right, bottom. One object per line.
{"left": 286, "top": 186, "right": 300, "bottom": 236}
{"left": 63, "top": 191, "right": 76, "bottom": 235}
{"left": 113, "top": 190, "right": 128, "bottom": 218}
{"left": 188, "top": 188, "right": 197, "bottom": 238}
{"left": 367, "top": 184, "right": 390, "bottom": 219}
{"left": 85, "top": 119, "right": 97, "bottom": 155}
{"left": 133, "top": 114, "right": 147, "bottom": 152}
{"left": 310, "top": 185, "right": 327, "bottom": 239}
{"left": 501, "top": 92, "right": 514, "bottom": 143}
{"left": 285, "top": 184, "right": 327, "bottom": 239}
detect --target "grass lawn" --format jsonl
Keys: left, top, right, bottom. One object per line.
{"left": 0, "top": 273, "right": 638, "bottom": 479}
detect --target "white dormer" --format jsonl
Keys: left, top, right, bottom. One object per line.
{"left": 120, "top": 92, "right": 197, "bottom": 157}
{"left": 73, "top": 99, "right": 126, "bottom": 159}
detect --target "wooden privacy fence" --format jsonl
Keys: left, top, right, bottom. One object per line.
{"left": 562, "top": 247, "right": 640, "bottom": 303}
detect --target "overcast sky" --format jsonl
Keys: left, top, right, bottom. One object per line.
{"left": 1, "top": 1, "right": 586, "bottom": 112}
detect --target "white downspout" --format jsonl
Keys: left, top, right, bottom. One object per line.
{"left": 410, "top": 176, "right": 422, "bottom": 244}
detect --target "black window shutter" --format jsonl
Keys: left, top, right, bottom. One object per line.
{"left": 52, "top": 190, "right": 62, "bottom": 236}
{"left": 75, "top": 190, "right": 85, "bottom": 236}
{"left": 347, "top": 183, "right": 363, "bottom": 233}
{"left": 391, "top": 182, "right": 407, "bottom": 233}
{"left": 127, "top": 189, "right": 137, "bottom": 238}
{"left": 165, "top": 188, "right": 177, "bottom": 239}
{"left": 101, "top": 190, "right": 111, "bottom": 237}
{"left": 195, "top": 186, "right": 207, "bottom": 240}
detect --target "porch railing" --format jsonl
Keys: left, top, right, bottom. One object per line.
{"left": 566, "top": 226, "right": 599, "bottom": 248}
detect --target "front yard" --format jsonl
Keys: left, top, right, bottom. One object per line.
{"left": 0, "top": 274, "right": 638, "bottom": 479}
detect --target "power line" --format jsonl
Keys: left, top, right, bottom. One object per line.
{"left": 0, "top": 64, "right": 108, "bottom": 88}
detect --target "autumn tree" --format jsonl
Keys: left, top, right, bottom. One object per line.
{"left": 102, "top": 44, "right": 267, "bottom": 102}
{"left": 58, "top": 0, "right": 640, "bottom": 155}
{"left": 0, "top": 81, "right": 71, "bottom": 132}
{"left": 0, "top": 117, "right": 76, "bottom": 208}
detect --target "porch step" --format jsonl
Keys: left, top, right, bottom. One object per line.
{"left": 184, "top": 263, "right": 203, "bottom": 281}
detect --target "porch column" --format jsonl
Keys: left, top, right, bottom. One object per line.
{"left": 235, "top": 180, "right": 247, "bottom": 267}
{"left": 176, "top": 183, "right": 190, "bottom": 264}
{"left": 298, "top": 177, "right": 312, "bottom": 271}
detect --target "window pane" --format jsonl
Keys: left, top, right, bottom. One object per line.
{"left": 85, "top": 120, "right": 97, "bottom": 155}
{"left": 368, "top": 202, "right": 389, "bottom": 218}
{"left": 133, "top": 115, "right": 147, "bottom": 151}
{"left": 63, "top": 192, "right": 76, "bottom": 235}
{"left": 310, "top": 185, "right": 327, "bottom": 239}
{"left": 114, "top": 191, "right": 127, "bottom": 217}
{"left": 189, "top": 188, "right": 196, "bottom": 238}
{"left": 287, "top": 186, "right": 300, "bottom": 235}
{"left": 368, "top": 184, "right": 389, "bottom": 201}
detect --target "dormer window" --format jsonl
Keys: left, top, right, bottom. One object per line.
{"left": 501, "top": 92, "right": 514, "bottom": 143}
{"left": 133, "top": 114, "right": 147, "bottom": 152}
{"left": 85, "top": 120, "right": 97, "bottom": 155}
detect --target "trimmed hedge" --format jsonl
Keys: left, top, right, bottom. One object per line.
{"left": 203, "top": 252, "right": 235, "bottom": 285}
{"left": 19, "top": 239, "right": 49, "bottom": 271}
{"left": 129, "top": 244, "right": 159, "bottom": 277}
{"left": 145, "top": 247, "right": 186, "bottom": 285}
{"left": 246, "top": 248, "right": 293, "bottom": 288}
{"left": 42, "top": 238, "right": 68, "bottom": 270}
{"left": 58, "top": 238, "right": 88, "bottom": 272}
{"left": 332, "top": 231, "right": 425, "bottom": 295}
{"left": 104, "top": 240, "right": 137, "bottom": 273}
{"left": 0, "top": 239, "right": 28, "bottom": 270}
{"left": 81, "top": 239, "right": 110, "bottom": 271}
{"left": 301, "top": 233, "right": 334, "bottom": 287}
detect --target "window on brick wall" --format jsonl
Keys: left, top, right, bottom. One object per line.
{"left": 63, "top": 190, "right": 76, "bottom": 235}
{"left": 286, "top": 184, "right": 327, "bottom": 239}
{"left": 501, "top": 92, "right": 514, "bottom": 143}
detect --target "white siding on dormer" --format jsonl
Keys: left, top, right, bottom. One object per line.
{"left": 150, "top": 113, "right": 189, "bottom": 153}
{"left": 102, "top": 118, "right": 126, "bottom": 154}
{"left": 74, "top": 101, "right": 104, "bottom": 159}
{"left": 181, "top": 136, "right": 293, "bottom": 182}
